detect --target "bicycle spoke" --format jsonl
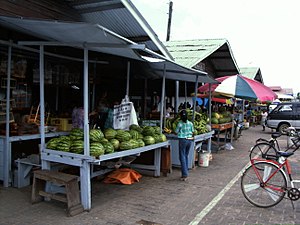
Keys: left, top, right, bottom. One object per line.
{"left": 265, "top": 187, "right": 280, "bottom": 201}
{"left": 263, "top": 165, "right": 273, "bottom": 182}
{"left": 243, "top": 183, "right": 260, "bottom": 192}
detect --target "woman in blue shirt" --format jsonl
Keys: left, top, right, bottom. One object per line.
{"left": 175, "top": 110, "right": 195, "bottom": 181}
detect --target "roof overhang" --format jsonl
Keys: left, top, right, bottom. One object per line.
{"left": 0, "top": 16, "right": 217, "bottom": 83}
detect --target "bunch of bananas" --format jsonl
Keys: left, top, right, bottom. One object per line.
{"left": 164, "top": 109, "right": 209, "bottom": 135}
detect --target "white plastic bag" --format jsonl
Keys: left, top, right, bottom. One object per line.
{"left": 113, "top": 96, "right": 138, "bottom": 130}
{"left": 224, "top": 143, "right": 234, "bottom": 151}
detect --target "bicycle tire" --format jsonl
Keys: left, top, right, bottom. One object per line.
{"left": 249, "top": 142, "right": 278, "bottom": 161}
{"left": 241, "top": 161, "right": 287, "bottom": 208}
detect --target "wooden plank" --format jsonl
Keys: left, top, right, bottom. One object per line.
{"left": 34, "top": 170, "right": 78, "bottom": 184}
{"left": 38, "top": 190, "right": 68, "bottom": 203}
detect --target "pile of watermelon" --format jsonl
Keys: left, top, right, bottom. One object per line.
{"left": 46, "top": 125, "right": 167, "bottom": 158}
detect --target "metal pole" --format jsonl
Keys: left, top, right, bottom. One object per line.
{"left": 192, "top": 75, "right": 199, "bottom": 121}
{"left": 175, "top": 81, "right": 179, "bottom": 113}
{"left": 166, "top": 1, "right": 173, "bottom": 41}
{"left": 126, "top": 61, "right": 130, "bottom": 98}
{"left": 3, "top": 44, "right": 12, "bottom": 187}
{"left": 160, "top": 63, "right": 166, "bottom": 132}
{"left": 39, "top": 45, "right": 45, "bottom": 152}
{"left": 208, "top": 83, "right": 212, "bottom": 125}
{"left": 184, "top": 81, "right": 187, "bottom": 107}
{"left": 83, "top": 48, "right": 90, "bottom": 156}
{"left": 82, "top": 47, "right": 91, "bottom": 211}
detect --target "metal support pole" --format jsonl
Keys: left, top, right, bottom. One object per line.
{"left": 184, "top": 82, "right": 187, "bottom": 107}
{"left": 39, "top": 45, "right": 45, "bottom": 152}
{"left": 192, "top": 75, "right": 199, "bottom": 121}
{"left": 160, "top": 63, "right": 166, "bottom": 132}
{"left": 126, "top": 61, "right": 130, "bottom": 97}
{"left": 175, "top": 81, "right": 179, "bottom": 113}
{"left": 83, "top": 48, "right": 90, "bottom": 156}
{"left": 208, "top": 83, "right": 212, "bottom": 125}
{"left": 4, "top": 45, "right": 12, "bottom": 187}
{"left": 82, "top": 47, "right": 91, "bottom": 210}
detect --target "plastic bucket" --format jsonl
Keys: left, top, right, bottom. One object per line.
{"left": 199, "top": 151, "right": 210, "bottom": 167}
{"left": 244, "top": 122, "right": 249, "bottom": 129}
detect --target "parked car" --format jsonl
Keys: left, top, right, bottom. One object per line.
{"left": 265, "top": 102, "right": 300, "bottom": 134}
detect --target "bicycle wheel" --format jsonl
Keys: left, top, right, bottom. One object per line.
{"left": 241, "top": 161, "right": 287, "bottom": 208}
{"left": 249, "top": 142, "right": 278, "bottom": 161}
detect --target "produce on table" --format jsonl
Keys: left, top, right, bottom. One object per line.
{"left": 164, "top": 109, "right": 210, "bottom": 135}
{"left": 45, "top": 125, "right": 167, "bottom": 158}
{"left": 211, "top": 111, "right": 232, "bottom": 124}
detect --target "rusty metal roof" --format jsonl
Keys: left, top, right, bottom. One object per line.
{"left": 67, "top": 0, "right": 173, "bottom": 59}
{"left": 164, "top": 39, "right": 240, "bottom": 78}
{"left": 239, "top": 67, "right": 263, "bottom": 83}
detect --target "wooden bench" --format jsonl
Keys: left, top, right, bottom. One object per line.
{"left": 31, "top": 170, "right": 84, "bottom": 216}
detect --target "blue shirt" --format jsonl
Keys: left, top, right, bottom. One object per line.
{"left": 175, "top": 120, "right": 194, "bottom": 138}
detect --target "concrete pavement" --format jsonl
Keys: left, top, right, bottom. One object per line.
{"left": 1, "top": 125, "right": 300, "bottom": 225}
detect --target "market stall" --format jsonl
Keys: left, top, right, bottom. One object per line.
{"left": 0, "top": 16, "right": 216, "bottom": 211}
{"left": 0, "top": 131, "right": 69, "bottom": 186}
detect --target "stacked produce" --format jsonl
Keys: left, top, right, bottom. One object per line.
{"left": 211, "top": 111, "right": 232, "bottom": 124}
{"left": 46, "top": 125, "right": 167, "bottom": 158}
{"left": 164, "top": 109, "right": 209, "bottom": 135}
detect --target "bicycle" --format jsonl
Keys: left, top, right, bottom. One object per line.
{"left": 249, "top": 127, "right": 300, "bottom": 161}
{"left": 241, "top": 151, "right": 300, "bottom": 208}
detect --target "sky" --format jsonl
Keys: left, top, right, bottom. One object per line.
{"left": 131, "top": 0, "right": 300, "bottom": 95}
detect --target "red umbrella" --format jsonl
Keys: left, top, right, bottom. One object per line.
{"left": 198, "top": 74, "right": 277, "bottom": 102}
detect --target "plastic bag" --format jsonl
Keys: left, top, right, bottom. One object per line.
{"left": 103, "top": 168, "right": 142, "bottom": 185}
{"left": 113, "top": 96, "right": 138, "bottom": 130}
{"left": 224, "top": 143, "right": 234, "bottom": 151}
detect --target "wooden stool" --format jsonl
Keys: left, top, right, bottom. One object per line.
{"left": 32, "top": 170, "right": 84, "bottom": 216}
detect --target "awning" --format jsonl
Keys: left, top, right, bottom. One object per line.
{"left": 0, "top": 16, "right": 217, "bottom": 84}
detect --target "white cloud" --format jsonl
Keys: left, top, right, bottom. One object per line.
{"left": 131, "top": 0, "right": 300, "bottom": 94}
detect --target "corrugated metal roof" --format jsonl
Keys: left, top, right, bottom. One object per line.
{"left": 67, "top": 0, "right": 173, "bottom": 60}
{"left": 164, "top": 39, "right": 239, "bottom": 78}
{"left": 239, "top": 67, "right": 263, "bottom": 83}
{"left": 0, "top": 16, "right": 216, "bottom": 83}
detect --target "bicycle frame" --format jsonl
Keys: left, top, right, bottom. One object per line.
{"left": 250, "top": 158, "right": 291, "bottom": 192}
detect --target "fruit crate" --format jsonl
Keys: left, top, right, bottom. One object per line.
{"left": 50, "top": 118, "right": 72, "bottom": 131}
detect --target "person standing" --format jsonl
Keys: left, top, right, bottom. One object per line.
{"left": 261, "top": 109, "right": 268, "bottom": 131}
{"left": 175, "top": 110, "right": 195, "bottom": 181}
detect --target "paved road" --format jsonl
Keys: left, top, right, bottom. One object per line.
{"left": 1, "top": 125, "right": 300, "bottom": 225}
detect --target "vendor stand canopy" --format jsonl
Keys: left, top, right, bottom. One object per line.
{"left": 198, "top": 74, "right": 277, "bottom": 102}
{"left": 0, "top": 16, "right": 216, "bottom": 84}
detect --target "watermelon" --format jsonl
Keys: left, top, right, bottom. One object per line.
{"left": 90, "top": 129, "right": 104, "bottom": 142}
{"left": 136, "top": 139, "right": 145, "bottom": 148}
{"left": 129, "top": 124, "right": 143, "bottom": 133}
{"left": 103, "top": 142, "right": 115, "bottom": 154}
{"left": 110, "top": 138, "right": 120, "bottom": 150}
{"left": 119, "top": 140, "right": 134, "bottom": 150}
{"left": 70, "top": 140, "right": 84, "bottom": 154}
{"left": 129, "top": 129, "right": 140, "bottom": 140}
{"left": 104, "top": 128, "right": 117, "bottom": 140}
{"left": 70, "top": 128, "right": 84, "bottom": 140}
{"left": 143, "top": 136, "right": 155, "bottom": 145}
{"left": 115, "top": 130, "right": 131, "bottom": 142}
{"left": 90, "top": 142, "right": 105, "bottom": 157}
{"left": 142, "top": 126, "right": 155, "bottom": 136}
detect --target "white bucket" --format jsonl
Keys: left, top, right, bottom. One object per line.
{"left": 244, "top": 122, "right": 249, "bottom": 129}
{"left": 199, "top": 151, "right": 210, "bottom": 167}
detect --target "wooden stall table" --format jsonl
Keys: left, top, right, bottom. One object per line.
{"left": 211, "top": 122, "right": 234, "bottom": 148}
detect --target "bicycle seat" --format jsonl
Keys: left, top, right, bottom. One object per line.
{"left": 277, "top": 151, "right": 294, "bottom": 158}
{"left": 271, "top": 132, "right": 281, "bottom": 139}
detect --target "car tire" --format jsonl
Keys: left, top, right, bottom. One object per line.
{"left": 278, "top": 123, "right": 290, "bottom": 135}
